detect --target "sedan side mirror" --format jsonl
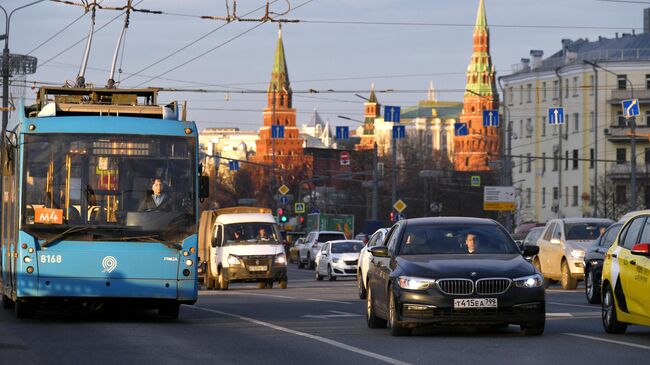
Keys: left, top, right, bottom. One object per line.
{"left": 631, "top": 243, "right": 650, "bottom": 257}
{"left": 522, "top": 245, "right": 539, "bottom": 256}
{"left": 369, "top": 246, "right": 389, "bottom": 257}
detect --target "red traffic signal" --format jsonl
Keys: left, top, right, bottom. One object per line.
{"left": 389, "top": 211, "right": 395, "bottom": 222}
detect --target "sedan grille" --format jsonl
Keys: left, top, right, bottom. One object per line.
{"left": 475, "top": 278, "right": 511, "bottom": 295}
{"left": 436, "top": 279, "right": 474, "bottom": 295}
{"left": 344, "top": 260, "right": 358, "bottom": 266}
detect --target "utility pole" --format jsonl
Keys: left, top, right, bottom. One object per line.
{"left": 372, "top": 142, "right": 378, "bottom": 220}
{"left": 392, "top": 129, "right": 397, "bottom": 219}
{"left": 555, "top": 67, "right": 564, "bottom": 218}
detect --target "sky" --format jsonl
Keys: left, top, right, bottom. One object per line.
{"left": 2, "top": 0, "right": 641, "bottom": 132}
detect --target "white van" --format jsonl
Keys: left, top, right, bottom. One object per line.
{"left": 198, "top": 207, "right": 287, "bottom": 290}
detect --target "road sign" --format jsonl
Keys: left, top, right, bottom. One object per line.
{"left": 228, "top": 160, "right": 239, "bottom": 171}
{"left": 454, "top": 123, "right": 468, "bottom": 136}
{"left": 392, "top": 125, "right": 406, "bottom": 139}
{"left": 393, "top": 199, "right": 407, "bottom": 213}
{"left": 294, "top": 202, "right": 305, "bottom": 213}
{"left": 483, "top": 186, "right": 516, "bottom": 211}
{"left": 280, "top": 195, "right": 289, "bottom": 205}
{"left": 311, "top": 208, "right": 320, "bottom": 214}
{"left": 471, "top": 175, "right": 481, "bottom": 187}
{"left": 397, "top": 213, "right": 405, "bottom": 221}
{"left": 278, "top": 184, "right": 290, "bottom": 195}
{"left": 340, "top": 151, "right": 350, "bottom": 165}
{"left": 271, "top": 125, "right": 285, "bottom": 139}
{"left": 335, "top": 126, "right": 349, "bottom": 140}
{"left": 482, "top": 110, "right": 499, "bottom": 127}
{"left": 384, "top": 105, "right": 401, "bottom": 123}
{"left": 622, "top": 99, "right": 640, "bottom": 118}
{"left": 548, "top": 107, "right": 564, "bottom": 125}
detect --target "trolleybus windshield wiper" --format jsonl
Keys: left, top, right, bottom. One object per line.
{"left": 40, "top": 226, "right": 91, "bottom": 248}
{"left": 94, "top": 234, "right": 182, "bottom": 250}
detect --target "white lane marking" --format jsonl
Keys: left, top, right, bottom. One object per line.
{"left": 548, "top": 301, "right": 597, "bottom": 309}
{"left": 302, "top": 310, "right": 364, "bottom": 319}
{"left": 564, "top": 333, "right": 650, "bottom": 351}
{"left": 189, "top": 306, "right": 412, "bottom": 365}
{"left": 307, "top": 298, "right": 354, "bottom": 305}
{"left": 547, "top": 313, "right": 573, "bottom": 317}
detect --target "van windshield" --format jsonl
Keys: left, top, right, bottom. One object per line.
{"left": 223, "top": 222, "right": 281, "bottom": 245}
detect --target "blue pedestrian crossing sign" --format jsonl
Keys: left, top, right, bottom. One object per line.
{"left": 335, "top": 126, "right": 349, "bottom": 140}
{"left": 548, "top": 108, "right": 564, "bottom": 125}
{"left": 454, "top": 123, "right": 468, "bottom": 136}
{"left": 228, "top": 160, "right": 239, "bottom": 171}
{"left": 482, "top": 110, "right": 499, "bottom": 127}
{"left": 622, "top": 99, "right": 640, "bottom": 118}
{"left": 271, "top": 125, "right": 285, "bottom": 139}
{"left": 392, "top": 125, "right": 406, "bottom": 139}
{"left": 384, "top": 105, "right": 401, "bottom": 123}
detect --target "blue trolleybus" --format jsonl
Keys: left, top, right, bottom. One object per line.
{"left": 0, "top": 86, "right": 206, "bottom": 318}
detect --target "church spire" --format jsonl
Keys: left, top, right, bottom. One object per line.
{"left": 475, "top": 0, "right": 487, "bottom": 30}
{"left": 465, "top": 0, "right": 496, "bottom": 97}
{"left": 269, "top": 24, "right": 291, "bottom": 94}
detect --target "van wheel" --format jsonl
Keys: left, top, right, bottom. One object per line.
{"left": 561, "top": 261, "right": 577, "bottom": 290}
{"left": 218, "top": 270, "right": 229, "bottom": 290}
{"left": 257, "top": 282, "right": 266, "bottom": 289}
{"left": 265, "top": 280, "right": 274, "bottom": 289}
{"left": 602, "top": 284, "right": 627, "bottom": 333}
{"left": 279, "top": 279, "right": 287, "bottom": 289}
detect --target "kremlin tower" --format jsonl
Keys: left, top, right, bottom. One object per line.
{"left": 355, "top": 83, "right": 380, "bottom": 151}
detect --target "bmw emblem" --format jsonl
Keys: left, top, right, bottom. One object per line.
{"left": 470, "top": 271, "right": 477, "bottom": 277}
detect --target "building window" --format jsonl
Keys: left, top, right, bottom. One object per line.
{"left": 572, "top": 186, "right": 579, "bottom": 206}
{"left": 572, "top": 149, "right": 578, "bottom": 169}
{"left": 526, "top": 153, "right": 532, "bottom": 172}
{"left": 519, "top": 157, "right": 523, "bottom": 173}
{"left": 553, "top": 80, "right": 559, "bottom": 99}
{"left": 542, "top": 152, "right": 546, "bottom": 173}
{"left": 572, "top": 76, "right": 578, "bottom": 97}
{"left": 564, "top": 79, "right": 569, "bottom": 99}
{"left": 526, "top": 84, "right": 532, "bottom": 103}
{"left": 542, "top": 187, "right": 546, "bottom": 206}
{"left": 564, "top": 186, "right": 569, "bottom": 207}
{"left": 617, "top": 74, "right": 627, "bottom": 90}
{"left": 646, "top": 74, "right": 650, "bottom": 89}
{"left": 590, "top": 111, "right": 595, "bottom": 131}
{"left": 519, "top": 85, "right": 523, "bottom": 104}
{"left": 616, "top": 185, "right": 626, "bottom": 204}
{"left": 526, "top": 188, "right": 532, "bottom": 206}
{"left": 526, "top": 118, "right": 533, "bottom": 138}
{"left": 553, "top": 187, "right": 559, "bottom": 201}
{"left": 590, "top": 185, "right": 595, "bottom": 206}
{"left": 646, "top": 111, "right": 650, "bottom": 127}
{"left": 590, "top": 148, "right": 595, "bottom": 169}
{"left": 553, "top": 151, "right": 559, "bottom": 171}
{"left": 542, "top": 81, "right": 547, "bottom": 101}
{"left": 616, "top": 111, "right": 626, "bottom": 127}
{"left": 645, "top": 148, "right": 650, "bottom": 165}
{"left": 646, "top": 186, "right": 650, "bottom": 209}
{"left": 508, "top": 87, "right": 514, "bottom": 105}
{"left": 573, "top": 113, "right": 579, "bottom": 132}
{"left": 541, "top": 116, "right": 547, "bottom": 136}
{"left": 590, "top": 75, "right": 595, "bottom": 95}
{"left": 616, "top": 148, "right": 626, "bottom": 164}
{"left": 519, "top": 120, "right": 523, "bottom": 138}
{"left": 565, "top": 150, "right": 569, "bottom": 170}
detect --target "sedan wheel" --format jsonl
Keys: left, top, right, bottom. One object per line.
{"left": 585, "top": 267, "right": 601, "bottom": 304}
{"left": 315, "top": 268, "right": 323, "bottom": 281}
{"left": 561, "top": 261, "right": 578, "bottom": 290}
{"left": 602, "top": 284, "right": 627, "bottom": 334}
{"left": 357, "top": 272, "right": 367, "bottom": 299}
{"left": 366, "top": 287, "right": 387, "bottom": 329}
{"left": 388, "top": 285, "right": 411, "bottom": 336}
{"left": 327, "top": 265, "right": 336, "bottom": 281}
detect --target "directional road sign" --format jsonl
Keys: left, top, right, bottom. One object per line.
{"left": 335, "top": 126, "right": 349, "bottom": 140}
{"left": 340, "top": 151, "right": 350, "bottom": 166}
{"left": 278, "top": 184, "right": 290, "bottom": 195}
{"left": 483, "top": 186, "right": 516, "bottom": 211}
{"left": 548, "top": 107, "right": 565, "bottom": 125}
{"left": 271, "top": 125, "right": 285, "bottom": 139}
{"left": 393, "top": 199, "right": 407, "bottom": 213}
{"left": 482, "top": 110, "right": 499, "bottom": 127}
{"left": 471, "top": 175, "right": 481, "bottom": 187}
{"left": 384, "top": 105, "right": 401, "bottom": 123}
{"left": 280, "top": 195, "right": 289, "bottom": 205}
{"left": 294, "top": 202, "right": 305, "bottom": 213}
{"left": 392, "top": 125, "right": 406, "bottom": 139}
{"left": 228, "top": 160, "right": 239, "bottom": 171}
{"left": 454, "top": 123, "right": 468, "bottom": 136}
{"left": 622, "top": 99, "right": 640, "bottom": 118}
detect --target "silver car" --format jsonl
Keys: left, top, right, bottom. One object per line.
{"left": 534, "top": 218, "right": 613, "bottom": 289}
{"left": 315, "top": 240, "right": 364, "bottom": 281}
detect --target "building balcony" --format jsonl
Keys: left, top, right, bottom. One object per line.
{"left": 604, "top": 125, "right": 650, "bottom": 142}
{"left": 609, "top": 89, "right": 650, "bottom": 103}
{"left": 607, "top": 163, "right": 650, "bottom": 179}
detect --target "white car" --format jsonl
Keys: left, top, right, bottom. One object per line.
{"left": 356, "top": 228, "right": 388, "bottom": 299}
{"left": 298, "top": 231, "right": 347, "bottom": 269}
{"left": 315, "top": 240, "right": 364, "bottom": 281}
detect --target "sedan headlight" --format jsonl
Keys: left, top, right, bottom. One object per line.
{"left": 570, "top": 249, "right": 585, "bottom": 260}
{"left": 332, "top": 257, "right": 340, "bottom": 263}
{"left": 514, "top": 274, "right": 543, "bottom": 288}
{"left": 397, "top": 276, "right": 435, "bottom": 290}
{"left": 227, "top": 255, "right": 241, "bottom": 265}
{"left": 275, "top": 254, "right": 286, "bottom": 265}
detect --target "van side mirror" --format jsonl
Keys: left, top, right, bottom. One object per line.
{"left": 212, "top": 228, "right": 222, "bottom": 248}
{"left": 199, "top": 175, "right": 209, "bottom": 198}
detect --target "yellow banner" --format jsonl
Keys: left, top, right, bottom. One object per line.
{"left": 483, "top": 202, "right": 516, "bottom": 211}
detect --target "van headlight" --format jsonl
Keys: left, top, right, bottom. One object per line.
{"left": 514, "top": 274, "right": 543, "bottom": 288}
{"left": 397, "top": 276, "right": 435, "bottom": 290}
{"left": 275, "top": 254, "right": 286, "bottom": 265}
{"left": 227, "top": 255, "right": 241, "bottom": 265}
{"left": 570, "top": 249, "right": 585, "bottom": 259}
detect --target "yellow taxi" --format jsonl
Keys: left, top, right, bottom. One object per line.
{"left": 601, "top": 210, "right": 650, "bottom": 333}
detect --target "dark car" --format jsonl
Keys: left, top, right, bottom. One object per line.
{"left": 521, "top": 227, "right": 545, "bottom": 262}
{"left": 583, "top": 222, "right": 621, "bottom": 304}
{"left": 366, "top": 217, "right": 545, "bottom": 336}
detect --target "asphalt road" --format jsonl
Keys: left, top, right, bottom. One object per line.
{"left": 1, "top": 265, "right": 649, "bottom": 365}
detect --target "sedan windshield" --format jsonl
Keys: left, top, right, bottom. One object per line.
{"left": 564, "top": 223, "right": 610, "bottom": 240}
{"left": 399, "top": 224, "right": 518, "bottom": 255}
{"left": 22, "top": 134, "right": 196, "bottom": 242}
{"left": 331, "top": 241, "right": 364, "bottom": 253}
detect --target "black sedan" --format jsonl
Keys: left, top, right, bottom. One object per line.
{"left": 583, "top": 222, "right": 621, "bottom": 304}
{"left": 366, "top": 217, "right": 545, "bottom": 336}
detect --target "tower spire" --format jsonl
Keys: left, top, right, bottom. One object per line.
{"left": 269, "top": 24, "right": 290, "bottom": 94}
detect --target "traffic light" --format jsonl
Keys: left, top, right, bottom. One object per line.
{"left": 390, "top": 211, "right": 395, "bottom": 222}
{"left": 278, "top": 208, "right": 287, "bottom": 223}
{"left": 299, "top": 216, "right": 305, "bottom": 224}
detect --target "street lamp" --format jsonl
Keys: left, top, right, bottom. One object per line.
{"left": 583, "top": 60, "right": 637, "bottom": 211}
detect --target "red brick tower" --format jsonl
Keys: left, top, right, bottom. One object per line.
{"left": 254, "top": 28, "right": 313, "bottom": 172}
{"left": 454, "top": 0, "right": 500, "bottom": 171}
{"left": 355, "top": 83, "right": 380, "bottom": 151}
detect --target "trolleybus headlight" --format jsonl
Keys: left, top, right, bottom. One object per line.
{"left": 28, "top": 247, "right": 34, "bottom": 253}
{"left": 23, "top": 256, "right": 31, "bottom": 263}
{"left": 26, "top": 266, "right": 34, "bottom": 274}
{"left": 185, "top": 259, "right": 193, "bottom": 267}
{"left": 183, "top": 251, "right": 189, "bottom": 257}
